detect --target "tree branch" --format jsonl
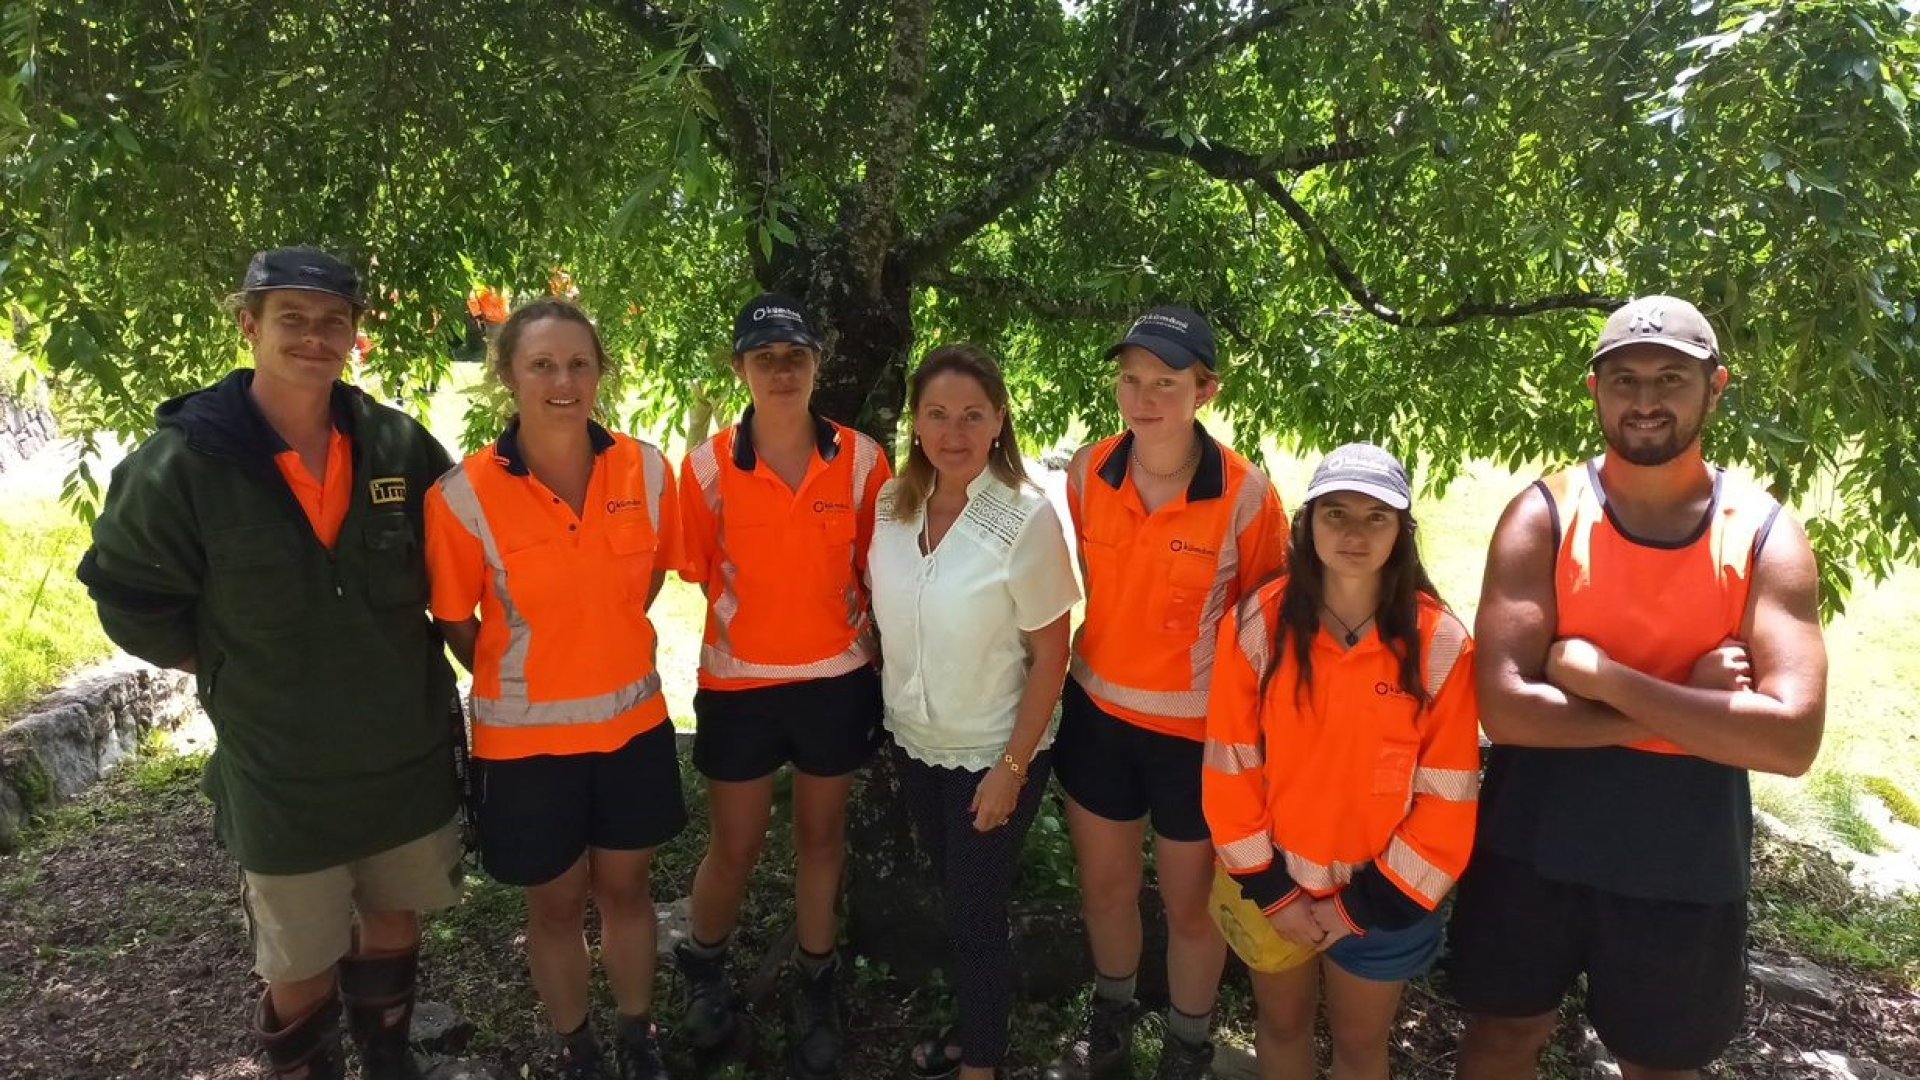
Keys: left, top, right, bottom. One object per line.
{"left": 848, "top": 0, "right": 933, "bottom": 292}
{"left": 1111, "top": 127, "right": 1378, "bottom": 175}
{"left": 1121, "top": 128, "right": 1623, "bottom": 327}
{"left": 922, "top": 270, "right": 1133, "bottom": 322}
{"left": 900, "top": 1, "right": 1307, "bottom": 276}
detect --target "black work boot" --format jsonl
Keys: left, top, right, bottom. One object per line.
{"left": 339, "top": 945, "right": 424, "bottom": 1079}
{"left": 558, "top": 1022, "right": 610, "bottom": 1080}
{"left": 613, "top": 1015, "right": 670, "bottom": 1080}
{"left": 1151, "top": 1035, "right": 1214, "bottom": 1080}
{"left": 255, "top": 989, "right": 347, "bottom": 1080}
{"left": 1042, "top": 995, "right": 1143, "bottom": 1080}
{"left": 787, "top": 952, "right": 843, "bottom": 1079}
{"left": 672, "top": 938, "right": 741, "bottom": 1053}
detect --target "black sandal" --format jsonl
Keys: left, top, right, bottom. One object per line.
{"left": 907, "top": 1026, "right": 963, "bottom": 1080}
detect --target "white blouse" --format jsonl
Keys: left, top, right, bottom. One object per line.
{"left": 868, "top": 469, "right": 1082, "bottom": 771}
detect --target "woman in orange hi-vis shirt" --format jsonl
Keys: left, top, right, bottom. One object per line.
{"left": 424, "top": 300, "right": 684, "bottom": 1080}
{"left": 1051, "top": 306, "right": 1289, "bottom": 1080}
{"left": 1203, "top": 444, "right": 1480, "bottom": 1080}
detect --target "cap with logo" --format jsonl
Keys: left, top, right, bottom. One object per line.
{"left": 1590, "top": 295, "right": 1719, "bottom": 366}
{"left": 733, "top": 292, "right": 822, "bottom": 354}
{"left": 1304, "top": 442, "right": 1411, "bottom": 511}
{"left": 1106, "top": 304, "right": 1217, "bottom": 371}
{"left": 243, "top": 246, "right": 366, "bottom": 309}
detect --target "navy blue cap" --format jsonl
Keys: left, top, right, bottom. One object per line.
{"left": 1106, "top": 304, "right": 1217, "bottom": 371}
{"left": 733, "top": 293, "right": 822, "bottom": 354}
{"left": 243, "top": 246, "right": 365, "bottom": 309}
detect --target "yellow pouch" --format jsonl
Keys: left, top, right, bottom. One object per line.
{"left": 1208, "top": 868, "right": 1317, "bottom": 974}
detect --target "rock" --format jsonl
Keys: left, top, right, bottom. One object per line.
{"left": 409, "top": 1001, "right": 475, "bottom": 1054}
{"left": 1799, "top": 1051, "right": 1915, "bottom": 1080}
{"left": 1576, "top": 1025, "right": 1621, "bottom": 1079}
{"left": 1212, "top": 1042, "right": 1259, "bottom": 1080}
{"left": 1040, "top": 446, "right": 1076, "bottom": 471}
{"left": 654, "top": 895, "right": 692, "bottom": 958}
{"left": 420, "top": 1056, "right": 505, "bottom": 1080}
{"left": 1751, "top": 957, "right": 1840, "bottom": 1011}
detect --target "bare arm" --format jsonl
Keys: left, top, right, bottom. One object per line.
{"left": 1474, "top": 486, "right": 1645, "bottom": 748}
{"left": 970, "top": 612, "right": 1072, "bottom": 831}
{"left": 1555, "top": 514, "right": 1826, "bottom": 776}
{"left": 438, "top": 618, "right": 480, "bottom": 675}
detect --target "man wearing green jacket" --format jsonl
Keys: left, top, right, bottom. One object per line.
{"left": 78, "top": 246, "right": 462, "bottom": 1080}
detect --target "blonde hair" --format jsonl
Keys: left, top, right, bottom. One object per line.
{"left": 490, "top": 298, "right": 612, "bottom": 386}
{"left": 890, "top": 344, "right": 1030, "bottom": 522}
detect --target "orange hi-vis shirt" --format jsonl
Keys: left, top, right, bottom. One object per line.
{"left": 1203, "top": 579, "right": 1480, "bottom": 933}
{"left": 1067, "top": 424, "right": 1289, "bottom": 740}
{"left": 1541, "top": 456, "right": 1782, "bottom": 757}
{"left": 272, "top": 427, "right": 353, "bottom": 550}
{"left": 424, "top": 420, "right": 685, "bottom": 761}
{"left": 680, "top": 409, "right": 890, "bottom": 691}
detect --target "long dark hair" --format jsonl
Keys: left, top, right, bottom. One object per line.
{"left": 1259, "top": 497, "right": 1444, "bottom": 709}
{"left": 889, "top": 344, "right": 1030, "bottom": 521}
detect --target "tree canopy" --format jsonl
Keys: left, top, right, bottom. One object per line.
{"left": 6, "top": 0, "right": 1919, "bottom": 602}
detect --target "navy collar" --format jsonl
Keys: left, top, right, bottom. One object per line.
{"left": 732, "top": 405, "right": 841, "bottom": 471}
{"left": 494, "top": 415, "right": 616, "bottom": 477}
{"left": 1094, "top": 421, "right": 1226, "bottom": 502}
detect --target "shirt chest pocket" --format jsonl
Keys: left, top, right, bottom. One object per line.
{"left": 362, "top": 512, "right": 427, "bottom": 609}
{"left": 1156, "top": 553, "right": 1218, "bottom": 634}
{"left": 606, "top": 523, "right": 660, "bottom": 603}
{"left": 814, "top": 511, "right": 859, "bottom": 583}
{"left": 206, "top": 522, "right": 309, "bottom": 634}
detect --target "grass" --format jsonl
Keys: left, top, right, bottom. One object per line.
{"left": 0, "top": 494, "right": 112, "bottom": 723}
{"left": 1750, "top": 829, "right": 1920, "bottom": 983}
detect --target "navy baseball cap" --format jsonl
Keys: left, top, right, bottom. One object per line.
{"left": 733, "top": 293, "right": 822, "bottom": 354}
{"left": 1106, "top": 304, "right": 1217, "bottom": 371}
{"left": 242, "top": 246, "right": 365, "bottom": 309}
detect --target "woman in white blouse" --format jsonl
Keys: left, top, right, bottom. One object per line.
{"left": 868, "top": 344, "right": 1080, "bottom": 1080}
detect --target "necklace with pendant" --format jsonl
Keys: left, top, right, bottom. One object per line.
{"left": 1323, "top": 606, "right": 1375, "bottom": 647}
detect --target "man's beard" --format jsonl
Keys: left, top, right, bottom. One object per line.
{"left": 1603, "top": 410, "right": 1703, "bottom": 466}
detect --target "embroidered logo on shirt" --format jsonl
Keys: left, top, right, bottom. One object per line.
{"left": 370, "top": 477, "right": 408, "bottom": 505}
{"left": 607, "top": 498, "right": 645, "bottom": 515}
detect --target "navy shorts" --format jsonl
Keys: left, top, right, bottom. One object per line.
{"left": 1052, "top": 678, "right": 1209, "bottom": 843}
{"left": 1326, "top": 909, "right": 1444, "bottom": 982}
{"left": 1446, "top": 851, "right": 1747, "bottom": 1071}
{"left": 692, "top": 665, "right": 882, "bottom": 782}
{"left": 472, "top": 722, "right": 686, "bottom": 887}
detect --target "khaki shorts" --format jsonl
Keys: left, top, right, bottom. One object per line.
{"left": 241, "top": 817, "right": 464, "bottom": 982}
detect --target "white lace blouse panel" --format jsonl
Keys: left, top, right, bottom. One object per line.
{"left": 868, "top": 470, "right": 1082, "bottom": 771}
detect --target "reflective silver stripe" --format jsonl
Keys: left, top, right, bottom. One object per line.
{"left": 1283, "top": 851, "right": 1368, "bottom": 893}
{"left": 1383, "top": 836, "right": 1453, "bottom": 906}
{"left": 1216, "top": 831, "right": 1274, "bottom": 872}
{"left": 1068, "top": 448, "right": 1092, "bottom": 586}
{"left": 1187, "top": 472, "right": 1269, "bottom": 684}
{"left": 850, "top": 434, "right": 879, "bottom": 515}
{"left": 436, "top": 466, "right": 535, "bottom": 707}
{"left": 473, "top": 670, "right": 662, "bottom": 728}
{"left": 688, "top": 440, "right": 722, "bottom": 513}
{"left": 701, "top": 639, "right": 872, "bottom": 682}
{"left": 1203, "top": 739, "right": 1264, "bottom": 776}
{"left": 1413, "top": 767, "right": 1479, "bottom": 801}
{"left": 1425, "top": 610, "right": 1469, "bottom": 698}
{"left": 639, "top": 441, "right": 667, "bottom": 532}
{"left": 1234, "top": 594, "right": 1273, "bottom": 672}
{"left": 1070, "top": 655, "right": 1211, "bottom": 718}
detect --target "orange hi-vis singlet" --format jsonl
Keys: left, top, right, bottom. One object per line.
{"left": 1067, "top": 424, "right": 1289, "bottom": 741}
{"left": 424, "top": 421, "right": 683, "bottom": 761}
{"left": 1541, "top": 457, "right": 1782, "bottom": 757}
{"left": 680, "top": 410, "right": 889, "bottom": 691}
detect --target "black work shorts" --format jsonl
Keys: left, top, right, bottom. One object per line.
{"left": 691, "top": 665, "right": 882, "bottom": 782}
{"left": 1445, "top": 850, "right": 1748, "bottom": 1071}
{"left": 1052, "top": 677, "right": 1209, "bottom": 843}
{"left": 472, "top": 722, "right": 687, "bottom": 887}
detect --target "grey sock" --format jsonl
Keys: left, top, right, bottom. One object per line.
{"left": 795, "top": 946, "right": 836, "bottom": 977}
{"left": 685, "top": 933, "right": 729, "bottom": 960}
{"left": 1093, "top": 969, "right": 1138, "bottom": 1004}
{"left": 1166, "top": 1005, "right": 1211, "bottom": 1048}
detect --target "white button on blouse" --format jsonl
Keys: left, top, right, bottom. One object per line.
{"left": 867, "top": 469, "right": 1081, "bottom": 771}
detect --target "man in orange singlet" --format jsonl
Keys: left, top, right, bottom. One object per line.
{"left": 1449, "top": 296, "right": 1828, "bottom": 1079}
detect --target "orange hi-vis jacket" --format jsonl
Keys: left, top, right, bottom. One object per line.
{"left": 1203, "top": 578, "right": 1481, "bottom": 933}
{"left": 424, "top": 420, "right": 684, "bottom": 761}
{"left": 1542, "top": 458, "right": 1782, "bottom": 757}
{"left": 680, "top": 409, "right": 890, "bottom": 691}
{"left": 1067, "top": 424, "right": 1289, "bottom": 741}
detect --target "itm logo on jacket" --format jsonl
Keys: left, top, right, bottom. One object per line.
{"left": 370, "top": 478, "right": 407, "bottom": 505}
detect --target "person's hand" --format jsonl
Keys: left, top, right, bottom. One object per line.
{"left": 970, "top": 764, "right": 1023, "bottom": 832}
{"left": 1546, "top": 637, "right": 1611, "bottom": 701}
{"left": 1688, "top": 638, "right": 1753, "bottom": 692}
{"left": 1306, "top": 900, "right": 1355, "bottom": 952}
{"left": 1264, "top": 899, "right": 1324, "bottom": 948}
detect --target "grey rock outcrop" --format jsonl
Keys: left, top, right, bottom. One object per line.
{"left": 0, "top": 381, "right": 57, "bottom": 475}
{"left": 1751, "top": 957, "right": 1841, "bottom": 1012}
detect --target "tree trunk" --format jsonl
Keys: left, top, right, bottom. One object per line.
{"left": 769, "top": 246, "right": 915, "bottom": 447}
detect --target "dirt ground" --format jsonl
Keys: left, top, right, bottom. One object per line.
{"left": 1, "top": 755, "right": 1915, "bottom": 1079}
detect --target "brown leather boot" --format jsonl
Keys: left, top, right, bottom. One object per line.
{"left": 339, "top": 945, "right": 423, "bottom": 1079}
{"left": 255, "top": 988, "right": 346, "bottom": 1080}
